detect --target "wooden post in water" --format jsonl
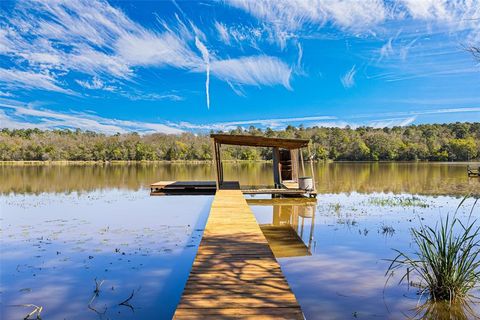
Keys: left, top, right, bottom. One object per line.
{"left": 216, "top": 143, "right": 224, "bottom": 187}
{"left": 299, "top": 148, "right": 305, "bottom": 177}
{"left": 308, "top": 145, "right": 316, "bottom": 192}
{"left": 272, "top": 147, "right": 281, "bottom": 188}
{"left": 212, "top": 140, "right": 224, "bottom": 189}
{"left": 212, "top": 139, "right": 219, "bottom": 190}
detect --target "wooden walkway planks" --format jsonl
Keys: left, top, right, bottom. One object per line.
{"left": 174, "top": 190, "right": 304, "bottom": 320}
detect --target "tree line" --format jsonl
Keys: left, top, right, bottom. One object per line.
{"left": 0, "top": 122, "right": 479, "bottom": 161}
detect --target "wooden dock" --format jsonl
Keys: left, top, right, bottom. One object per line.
{"left": 150, "top": 181, "right": 239, "bottom": 195}
{"left": 468, "top": 166, "right": 480, "bottom": 177}
{"left": 150, "top": 180, "right": 316, "bottom": 197}
{"left": 174, "top": 190, "right": 303, "bottom": 319}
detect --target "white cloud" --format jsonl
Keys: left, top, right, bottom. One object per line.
{"left": 173, "top": 114, "right": 420, "bottom": 131}
{"left": 0, "top": 91, "right": 14, "bottom": 97}
{"left": 366, "top": 116, "right": 416, "bottom": 128}
{"left": 171, "top": 115, "right": 337, "bottom": 131}
{"left": 76, "top": 77, "right": 117, "bottom": 91}
{"left": 121, "top": 92, "right": 184, "bottom": 102}
{"left": 351, "top": 106, "right": 480, "bottom": 119}
{"left": 214, "top": 21, "right": 231, "bottom": 44}
{"left": 0, "top": 68, "right": 74, "bottom": 94}
{"left": 340, "top": 65, "right": 357, "bottom": 88}
{"left": 115, "top": 31, "right": 201, "bottom": 69}
{"left": 210, "top": 56, "right": 292, "bottom": 88}
{"left": 75, "top": 77, "right": 183, "bottom": 101}
{"left": 194, "top": 37, "right": 211, "bottom": 109}
{"left": 0, "top": 101, "right": 183, "bottom": 135}
{"left": 0, "top": 0, "right": 294, "bottom": 106}
{"left": 379, "top": 37, "right": 394, "bottom": 60}
{"left": 225, "top": 0, "right": 388, "bottom": 46}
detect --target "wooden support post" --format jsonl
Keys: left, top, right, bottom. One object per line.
{"left": 308, "top": 145, "right": 316, "bottom": 192}
{"left": 299, "top": 148, "right": 305, "bottom": 177}
{"left": 291, "top": 149, "right": 299, "bottom": 182}
{"left": 216, "top": 142, "right": 224, "bottom": 187}
{"left": 272, "top": 147, "right": 281, "bottom": 188}
{"left": 212, "top": 139, "right": 219, "bottom": 190}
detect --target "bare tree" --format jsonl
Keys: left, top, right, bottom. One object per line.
{"left": 467, "top": 46, "right": 480, "bottom": 61}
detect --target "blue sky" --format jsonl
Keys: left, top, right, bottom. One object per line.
{"left": 0, "top": 0, "right": 479, "bottom": 134}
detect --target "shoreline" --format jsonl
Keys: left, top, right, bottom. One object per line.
{"left": 1, "top": 160, "right": 479, "bottom": 166}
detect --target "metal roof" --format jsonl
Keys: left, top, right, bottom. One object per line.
{"left": 210, "top": 134, "right": 309, "bottom": 149}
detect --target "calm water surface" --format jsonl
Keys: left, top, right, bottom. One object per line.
{"left": 1, "top": 162, "right": 480, "bottom": 319}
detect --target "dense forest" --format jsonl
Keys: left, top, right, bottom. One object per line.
{"left": 0, "top": 122, "right": 479, "bottom": 161}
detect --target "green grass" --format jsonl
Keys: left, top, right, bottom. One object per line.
{"left": 386, "top": 200, "right": 480, "bottom": 303}
{"left": 369, "top": 196, "right": 429, "bottom": 208}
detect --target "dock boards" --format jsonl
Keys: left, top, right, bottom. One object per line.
{"left": 174, "top": 190, "right": 304, "bottom": 319}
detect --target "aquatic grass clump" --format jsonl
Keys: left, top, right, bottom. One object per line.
{"left": 386, "top": 214, "right": 480, "bottom": 303}
{"left": 369, "top": 196, "right": 429, "bottom": 208}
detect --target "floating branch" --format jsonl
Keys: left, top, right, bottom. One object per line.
{"left": 119, "top": 286, "right": 141, "bottom": 311}
{"left": 118, "top": 290, "right": 135, "bottom": 311}
{"left": 88, "top": 278, "right": 105, "bottom": 314}
{"left": 10, "top": 304, "right": 43, "bottom": 320}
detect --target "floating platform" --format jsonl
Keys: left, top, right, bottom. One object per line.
{"left": 150, "top": 181, "right": 239, "bottom": 195}
{"left": 173, "top": 190, "right": 303, "bottom": 319}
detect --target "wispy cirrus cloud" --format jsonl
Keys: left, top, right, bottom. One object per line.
{"left": 75, "top": 77, "right": 117, "bottom": 92}
{"left": 75, "top": 76, "right": 184, "bottom": 101}
{"left": 0, "top": 68, "right": 74, "bottom": 95}
{"left": 0, "top": 100, "right": 183, "bottom": 134}
{"left": 226, "top": 0, "right": 480, "bottom": 85}
{"left": 340, "top": 65, "right": 357, "bottom": 88}
{"left": 2, "top": 100, "right": 479, "bottom": 134}
{"left": 210, "top": 56, "right": 292, "bottom": 88}
{"left": 225, "top": 0, "right": 388, "bottom": 47}
{"left": 0, "top": 0, "right": 294, "bottom": 107}
{"left": 170, "top": 115, "right": 337, "bottom": 131}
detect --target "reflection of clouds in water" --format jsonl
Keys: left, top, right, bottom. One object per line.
{"left": 1, "top": 190, "right": 212, "bottom": 319}
{"left": 285, "top": 249, "right": 386, "bottom": 295}
{"left": 253, "top": 192, "right": 480, "bottom": 319}
{"left": 281, "top": 249, "right": 418, "bottom": 319}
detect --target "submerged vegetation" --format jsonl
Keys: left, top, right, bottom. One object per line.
{"left": 386, "top": 202, "right": 480, "bottom": 304}
{"left": 1, "top": 122, "right": 479, "bottom": 161}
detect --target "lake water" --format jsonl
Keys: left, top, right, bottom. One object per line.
{"left": 1, "top": 162, "right": 480, "bottom": 319}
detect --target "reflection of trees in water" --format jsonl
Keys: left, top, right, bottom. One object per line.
{"left": 1, "top": 162, "right": 479, "bottom": 195}
{"left": 410, "top": 299, "right": 479, "bottom": 320}
{"left": 315, "top": 162, "right": 480, "bottom": 196}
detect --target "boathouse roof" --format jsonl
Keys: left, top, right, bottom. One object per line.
{"left": 210, "top": 134, "right": 310, "bottom": 149}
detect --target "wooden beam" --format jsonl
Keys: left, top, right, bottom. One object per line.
{"left": 210, "top": 134, "right": 309, "bottom": 149}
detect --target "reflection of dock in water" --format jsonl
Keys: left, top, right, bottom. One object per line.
{"left": 247, "top": 199, "right": 317, "bottom": 258}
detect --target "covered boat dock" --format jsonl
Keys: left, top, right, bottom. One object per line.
{"left": 151, "top": 134, "right": 317, "bottom": 197}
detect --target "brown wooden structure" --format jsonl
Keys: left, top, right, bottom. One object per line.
{"left": 174, "top": 190, "right": 304, "bottom": 319}
{"left": 467, "top": 165, "right": 480, "bottom": 177}
{"left": 211, "top": 134, "right": 316, "bottom": 197}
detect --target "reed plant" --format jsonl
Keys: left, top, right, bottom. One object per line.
{"left": 386, "top": 199, "right": 480, "bottom": 303}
